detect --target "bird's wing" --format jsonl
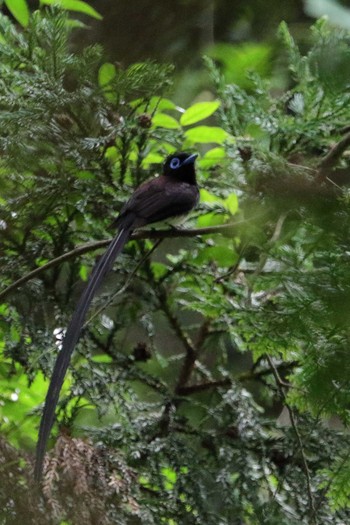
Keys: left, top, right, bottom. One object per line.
{"left": 118, "top": 177, "right": 199, "bottom": 227}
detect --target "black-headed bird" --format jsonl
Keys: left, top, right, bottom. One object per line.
{"left": 34, "top": 152, "right": 199, "bottom": 480}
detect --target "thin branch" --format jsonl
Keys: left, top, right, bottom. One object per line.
{"left": 174, "top": 318, "right": 211, "bottom": 394}
{"left": 138, "top": 249, "right": 199, "bottom": 395}
{"left": 253, "top": 212, "right": 288, "bottom": 278}
{"left": 157, "top": 287, "right": 195, "bottom": 360}
{"left": 177, "top": 378, "right": 231, "bottom": 395}
{"left": 176, "top": 360, "right": 298, "bottom": 395}
{"left": 245, "top": 213, "right": 288, "bottom": 308}
{"left": 0, "top": 223, "right": 238, "bottom": 302}
{"left": 318, "top": 131, "right": 350, "bottom": 179}
{"left": 265, "top": 353, "right": 317, "bottom": 524}
{"left": 214, "top": 241, "right": 248, "bottom": 284}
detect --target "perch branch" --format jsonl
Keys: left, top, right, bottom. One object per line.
{"left": 0, "top": 223, "right": 238, "bottom": 302}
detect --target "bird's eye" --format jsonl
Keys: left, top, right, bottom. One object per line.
{"left": 169, "top": 157, "right": 180, "bottom": 169}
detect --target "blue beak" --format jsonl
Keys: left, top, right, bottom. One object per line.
{"left": 182, "top": 153, "right": 198, "bottom": 166}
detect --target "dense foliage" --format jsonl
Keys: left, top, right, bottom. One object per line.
{"left": 1, "top": 8, "right": 350, "bottom": 525}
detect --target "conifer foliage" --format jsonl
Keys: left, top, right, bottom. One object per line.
{"left": 1, "top": 9, "right": 350, "bottom": 525}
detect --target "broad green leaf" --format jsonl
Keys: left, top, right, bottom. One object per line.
{"left": 161, "top": 467, "right": 177, "bottom": 483}
{"left": 130, "top": 97, "right": 176, "bottom": 113}
{"left": 40, "top": 0, "right": 102, "bottom": 20}
{"left": 161, "top": 466, "right": 177, "bottom": 490}
{"left": 91, "top": 354, "right": 113, "bottom": 363}
{"left": 5, "top": 0, "right": 30, "bottom": 27}
{"left": 200, "top": 188, "right": 222, "bottom": 204}
{"left": 152, "top": 113, "right": 180, "bottom": 129}
{"left": 66, "top": 18, "right": 89, "bottom": 29}
{"left": 76, "top": 170, "right": 95, "bottom": 180}
{"left": 224, "top": 193, "right": 239, "bottom": 215}
{"left": 10, "top": 324, "right": 20, "bottom": 343}
{"left": 149, "top": 97, "right": 176, "bottom": 111}
{"left": 199, "top": 147, "right": 226, "bottom": 169}
{"left": 142, "top": 152, "right": 165, "bottom": 166}
{"left": 150, "top": 261, "right": 168, "bottom": 279}
{"left": 0, "top": 304, "right": 9, "bottom": 316}
{"left": 105, "top": 146, "right": 118, "bottom": 162}
{"left": 98, "top": 63, "right": 117, "bottom": 101}
{"left": 197, "top": 245, "right": 237, "bottom": 267}
{"left": 197, "top": 211, "right": 228, "bottom": 228}
{"left": 184, "top": 126, "right": 229, "bottom": 145}
{"left": 180, "top": 100, "right": 221, "bottom": 126}
{"left": 35, "top": 257, "right": 49, "bottom": 267}
{"left": 79, "top": 264, "right": 89, "bottom": 281}
{"left": 98, "top": 62, "right": 116, "bottom": 87}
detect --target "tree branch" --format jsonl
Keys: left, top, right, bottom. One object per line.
{"left": 318, "top": 131, "right": 350, "bottom": 180}
{"left": 176, "top": 360, "right": 298, "bottom": 395}
{"left": 174, "top": 318, "right": 211, "bottom": 394}
{"left": 0, "top": 224, "right": 238, "bottom": 302}
{"left": 265, "top": 353, "right": 317, "bottom": 524}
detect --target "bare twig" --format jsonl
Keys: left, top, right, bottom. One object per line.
{"left": 177, "top": 378, "right": 231, "bottom": 395}
{"left": 253, "top": 212, "right": 288, "bottom": 278}
{"left": 176, "top": 360, "right": 298, "bottom": 395}
{"left": 318, "top": 131, "right": 350, "bottom": 180}
{"left": 265, "top": 353, "right": 317, "bottom": 524}
{"left": 174, "top": 318, "right": 211, "bottom": 393}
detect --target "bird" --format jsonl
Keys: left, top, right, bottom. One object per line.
{"left": 34, "top": 152, "right": 199, "bottom": 481}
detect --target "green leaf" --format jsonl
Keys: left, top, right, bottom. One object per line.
{"left": 40, "top": 0, "right": 103, "bottom": 20}
{"left": 152, "top": 113, "right": 180, "bottom": 129}
{"left": 98, "top": 63, "right": 117, "bottom": 101}
{"left": 197, "top": 245, "right": 237, "bottom": 267}
{"left": 130, "top": 97, "right": 176, "bottom": 113}
{"left": 0, "top": 304, "right": 9, "bottom": 316}
{"left": 180, "top": 100, "right": 221, "bottom": 126}
{"left": 10, "top": 324, "right": 20, "bottom": 343}
{"left": 79, "top": 264, "right": 89, "bottom": 281}
{"left": 149, "top": 97, "right": 176, "bottom": 111}
{"left": 91, "top": 354, "right": 113, "bottom": 363}
{"left": 4, "top": 0, "right": 30, "bottom": 27}
{"left": 142, "top": 152, "right": 165, "bottom": 166}
{"left": 66, "top": 18, "right": 89, "bottom": 29}
{"left": 200, "top": 188, "right": 222, "bottom": 204}
{"left": 161, "top": 467, "right": 177, "bottom": 490}
{"left": 150, "top": 261, "right": 168, "bottom": 279}
{"left": 224, "top": 193, "right": 239, "bottom": 215}
{"left": 98, "top": 62, "right": 116, "bottom": 87}
{"left": 197, "top": 211, "right": 228, "bottom": 228}
{"left": 184, "top": 126, "right": 229, "bottom": 145}
{"left": 199, "top": 147, "right": 226, "bottom": 169}
{"left": 35, "top": 257, "right": 49, "bottom": 267}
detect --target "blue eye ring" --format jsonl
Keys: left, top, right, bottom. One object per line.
{"left": 169, "top": 157, "right": 180, "bottom": 169}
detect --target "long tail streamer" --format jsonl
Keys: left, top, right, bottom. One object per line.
{"left": 34, "top": 226, "right": 131, "bottom": 480}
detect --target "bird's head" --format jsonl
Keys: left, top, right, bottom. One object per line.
{"left": 163, "top": 152, "right": 198, "bottom": 184}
